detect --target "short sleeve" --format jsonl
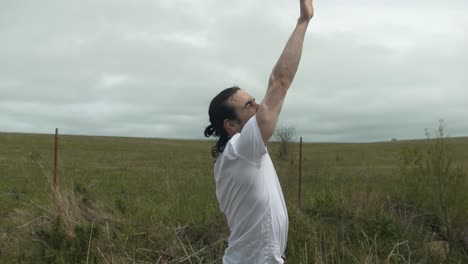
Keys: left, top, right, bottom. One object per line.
{"left": 231, "top": 115, "right": 267, "bottom": 162}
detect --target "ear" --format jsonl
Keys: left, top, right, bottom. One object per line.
{"left": 224, "top": 119, "right": 239, "bottom": 137}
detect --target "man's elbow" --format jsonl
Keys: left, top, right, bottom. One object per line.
{"left": 269, "top": 74, "right": 291, "bottom": 92}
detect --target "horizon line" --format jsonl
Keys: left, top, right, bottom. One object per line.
{"left": 2, "top": 130, "right": 467, "bottom": 144}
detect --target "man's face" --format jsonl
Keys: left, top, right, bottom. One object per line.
{"left": 227, "top": 89, "right": 259, "bottom": 133}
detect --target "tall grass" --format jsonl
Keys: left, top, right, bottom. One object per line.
{"left": 0, "top": 124, "right": 467, "bottom": 263}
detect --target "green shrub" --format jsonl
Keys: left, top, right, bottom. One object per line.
{"left": 400, "top": 120, "right": 468, "bottom": 255}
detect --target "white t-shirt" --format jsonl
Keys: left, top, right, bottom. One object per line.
{"left": 214, "top": 115, "right": 288, "bottom": 264}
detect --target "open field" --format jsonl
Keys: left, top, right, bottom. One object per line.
{"left": 0, "top": 130, "right": 467, "bottom": 263}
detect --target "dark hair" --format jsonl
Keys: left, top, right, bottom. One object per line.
{"left": 204, "top": 86, "right": 240, "bottom": 158}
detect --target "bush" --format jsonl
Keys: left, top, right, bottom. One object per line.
{"left": 400, "top": 120, "right": 468, "bottom": 255}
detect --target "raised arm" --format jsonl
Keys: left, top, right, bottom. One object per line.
{"left": 257, "top": 0, "right": 314, "bottom": 143}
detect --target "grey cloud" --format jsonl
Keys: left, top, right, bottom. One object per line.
{"left": 1, "top": 0, "right": 467, "bottom": 141}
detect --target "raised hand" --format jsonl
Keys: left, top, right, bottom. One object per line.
{"left": 299, "top": 0, "right": 314, "bottom": 22}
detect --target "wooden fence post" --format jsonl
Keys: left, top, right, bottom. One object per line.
{"left": 298, "top": 137, "right": 302, "bottom": 207}
{"left": 54, "top": 128, "right": 59, "bottom": 193}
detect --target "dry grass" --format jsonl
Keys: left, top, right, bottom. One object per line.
{"left": 0, "top": 130, "right": 467, "bottom": 263}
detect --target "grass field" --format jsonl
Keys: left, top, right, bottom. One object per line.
{"left": 1, "top": 127, "right": 467, "bottom": 263}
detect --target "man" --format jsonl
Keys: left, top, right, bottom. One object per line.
{"left": 204, "top": 0, "right": 314, "bottom": 262}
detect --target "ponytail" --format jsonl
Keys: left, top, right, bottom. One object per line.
{"left": 204, "top": 124, "right": 215, "bottom": 137}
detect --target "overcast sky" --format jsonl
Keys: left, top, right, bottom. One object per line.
{"left": 1, "top": 0, "right": 467, "bottom": 142}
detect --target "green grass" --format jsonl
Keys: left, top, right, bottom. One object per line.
{"left": 0, "top": 130, "right": 467, "bottom": 263}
